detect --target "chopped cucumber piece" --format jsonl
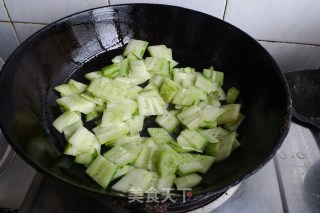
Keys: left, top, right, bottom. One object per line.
{"left": 231, "top": 138, "right": 241, "bottom": 152}
{"left": 112, "top": 168, "right": 153, "bottom": 193}
{"left": 177, "top": 153, "right": 215, "bottom": 175}
{"left": 199, "top": 127, "right": 229, "bottom": 143}
{"left": 205, "top": 143, "right": 220, "bottom": 157}
{"left": 137, "top": 96, "right": 165, "bottom": 116}
{"left": 174, "top": 173, "right": 202, "bottom": 188}
{"left": 112, "top": 165, "right": 135, "bottom": 181}
{"left": 80, "top": 92, "right": 104, "bottom": 106}
{"left": 155, "top": 110, "right": 180, "bottom": 133}
{"left": 177, "top": 105, "right": 204, "bottom": 130}
{"left": 86, "top": 155, "right": 118, "bottom": 188}
{"left": 111, "top": 55, "right": 124, "bottom": 64}
{"left": 95, "top": 122, "right": 129, "bottom": 145}
{"left": 129, "top": 60, "right": 151, "bottom": 84}
{"left": 68, "top": 126, "right": 100, "bottom": 154}
{"left": 53, "top": 111, "right": 81, "bottom": 133}
{"left": 147, "top": 45, "right": 172, "bottom": 60}
{"left": 202, "top": 105, "right": 225, "bottom": 122}
{"left": 160, "top": 78, "right": 180, "bottom": 103}
{"left": 75, "top": 149, "right": 98, "bottom": 167}
{"left": 57, "top": 95, "right": 96, "bottom": 114}
{"left": 172, "top": 87, "right": 198, "bottom": 106}
{"left": 179, "top": 129, "right": 208, "bottom": 151}
{"left": 195, "top": 74, "right": 219, "bottom": 93}
{"left": 102, "top": 64, "right": 120, "bottom": 78}
{"left": 123, "top": 39, "right": 148, "bottom": 59}
{"left": 224, "top": 114, "right": 245, "bottom": 131}
{"left": 148, "top": 128, "right": 175, "bottom": 145}
{"left": 85, "top": 71, "right": 103, "bottom": 81}
{"left": 215, "top": 131, "right": 237, "bottom": 162}
{"left": 68, "top": 79, "right": 88, "bottom": 93}
{"left": 54, "top": 84, "right": 78, "bottom": 96}
{"left": 103, "top": 145, "right": 135, "bottom": 166}
{"left": 154, "top": 145, "right": 181, "bottom": 176}
{"left": 226, "top": 86, "right": 240, "bottom": 104}
{"left": 217, "top": 104, "right": 241, "bottom": 125}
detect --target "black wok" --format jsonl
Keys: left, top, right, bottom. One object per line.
{"left": 0, "top": 4, "right": 291, "bottom": 207}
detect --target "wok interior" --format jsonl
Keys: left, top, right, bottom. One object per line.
{"left": 0, "top": 5, "right": 289, "bottom": 198}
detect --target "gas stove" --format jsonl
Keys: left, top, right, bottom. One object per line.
{"left": 1, "top": 121, "right": 319, "bottom": 212}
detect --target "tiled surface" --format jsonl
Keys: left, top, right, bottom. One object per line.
{"left": 110, "top": 0, "right": 227, "bottom": 19}
{"left": 4, "top": 0, "right": 108, "bottom": 23}
{"left": 224, "top": 0, "right": 320, "bottom": 45}
{"left": 0, "top": 22, "right": 19, "bottom": 61}
{"left": 0, "top": 0, "right": 9, "bottom": 21}
{"left": 259, "top": 41, "right": 320, "bottom": 73}
{"left": 14, "top": 23, "right": 46, "bottom": 42}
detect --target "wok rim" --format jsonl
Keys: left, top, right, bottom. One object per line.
{"left": 0, "top": 3, "right": 293, "bottom": 201}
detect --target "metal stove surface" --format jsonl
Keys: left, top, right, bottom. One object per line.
{"left": 15, "top": 121, "right": 320, "bottom": 213}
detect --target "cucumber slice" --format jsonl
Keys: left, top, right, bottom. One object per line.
{"left": 179, "top": 129, "right": 208, "bottom": 151}
{"left": 212, "top": 71, "right": 224, "bottom": 86}
{"left": 216, "top": 132, "right": 237, "bottom": 162}
{"left": 137, "top": 96, "right": 165, "bottom": 116}
{"left": 133, "top": 146, "right": 153, "bottom": 169}
{"left": 86, "top": 110, "right": 99, "bottom": 122}
{"left": 101, "top": 101, "right": 133, "bottom": 126}
{"left": 124, "top": 86, "right": 143, "bottom": 100}
{"left": 63, "top": 120, "right": 83, "bottom": 140}
{"left": 64, "top": 143, "right": 82, "bottom": 156}
{"left": 112, "top": 135, "right": 143, "bottom": 147}
{"left": 75, "top": 148, "right": 98, "bottom": 167}
{"left": 205, "top": 143, "right": 220, "bottom": 157}
{"left": 224, "top": 114, "right": 245, "bottom": 131}
{"left": 112, "top": 165, "right": 135, "bottom": 181}
{"left": 68, "top": 126, "right": 100, "bottom": 154}
{"left": 86, "top": 155, "right": 118, "bottom": 188}
{"left": 102, "top": 64, "right": 120, "bottom": 78}
{"left": 175, "top": 136, "right": 200, "bottom": 152}
{"left": 174, "top": 173, "right": 202, "bottom": 188}
{"left": 172, "top": 87, "right": 198, "bottom": 106}
{"left": 125, "top": 115, "right": 145, "bottom": 136}
{"left": 85, "top": 71, "right": 103, "bottom": 81}
{"left": 154, "top": 145, "right": 181, "bottom": 177}
{"left": 188, "top": 85, "right": 207, "bottom": 101}
{"left": 217, "top": 104, "right": 241, "bottom": 125}
{"left": 80, "top": 92, "right": 104, "bottom": 106}
{"left": 119, "top": 58, "right": 130, "bottom": 77}
{"left": 68, "top": 79, "right": 88, "bottom": 93}
{"left": 195, "top": 74, "right": 219, "bottom": 93}
{"left": 226, "top": 87, "right": 240, "bottom": 104}
{"left": 53, "top": 111, "right": 81, "bottom": 133}
{"left": 129, "top": 60, "right": 151, "bottom": 84}
{"left": 149, "top": 75, "right": 165, "bottom": 88}
{"left": 103, "top": 145, "right": 135, "bottom": 166}
{"left": 54, "top": 84, "right": 78, "bottom": 96}
{"left": 199, "top": 127, "right": 229, "bottom": 143}
{"left": 177, "top": 153, "right": 215, "bottom": 175}
{"left": 177, "top": 105, "right": 204, "bottom": 130}
{"left": 147, "top": 45, "right": 172, "bottom": 60}
{"left": 111, "top": 55, "right": 124, "bottom": 64}
{"left": 149, "top": 172, "right": 176, "bottom": 192}
{"left": 123, "top": 39, "right": 148, "bottom": 59}
{"left": 155, "top": 110, "right": 180, "bottom": 133}
{"left": 111, "top": 168, "right": 153, "bottom": 193}
{"left": 217, "top": 87, "right": 227, "bottom": 101}
{"left": 202, "top": 105, "right": 225, "bottom": 122}
{"left": 199, "top": 121, "right": 217, "bottom": 129}
{"left": 56, "top": 95, "right": 96, "bottom": 114}
{"left": 160, "top": 78, "right": 180, "bottom": 103}
{"left": 148, "top": 128, "right": 175, "bottom": 145}
{"left": 95, "top": 122, "right": 129, "bottom": 145}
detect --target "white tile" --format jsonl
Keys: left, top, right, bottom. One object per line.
{"left": 14, "top": 23, "right": 46, "bottom": 42}
{"left": 4, "top": 0, "right": 108, "bottom": 23}
{"left": 0, "top": 0, "right": 9, "bottom": 21}
{"left": 0, "top": 22, "right": 19, "bottom": 61}
{"left": 110, "top": 0, "right": 227, "bottom": 19}
{"left": 224, "top": 0, "right": 320, "bottom": 45}
{"left": 259, "top": 41, "right": 320, "bottom": 73}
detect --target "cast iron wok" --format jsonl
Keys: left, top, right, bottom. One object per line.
{"left": 0, "top": 4, "right": 291, "bottom": 204}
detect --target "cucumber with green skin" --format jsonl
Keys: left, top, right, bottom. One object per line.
{"left": 52, "top": 38, "right": 244, "bottom": 192}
